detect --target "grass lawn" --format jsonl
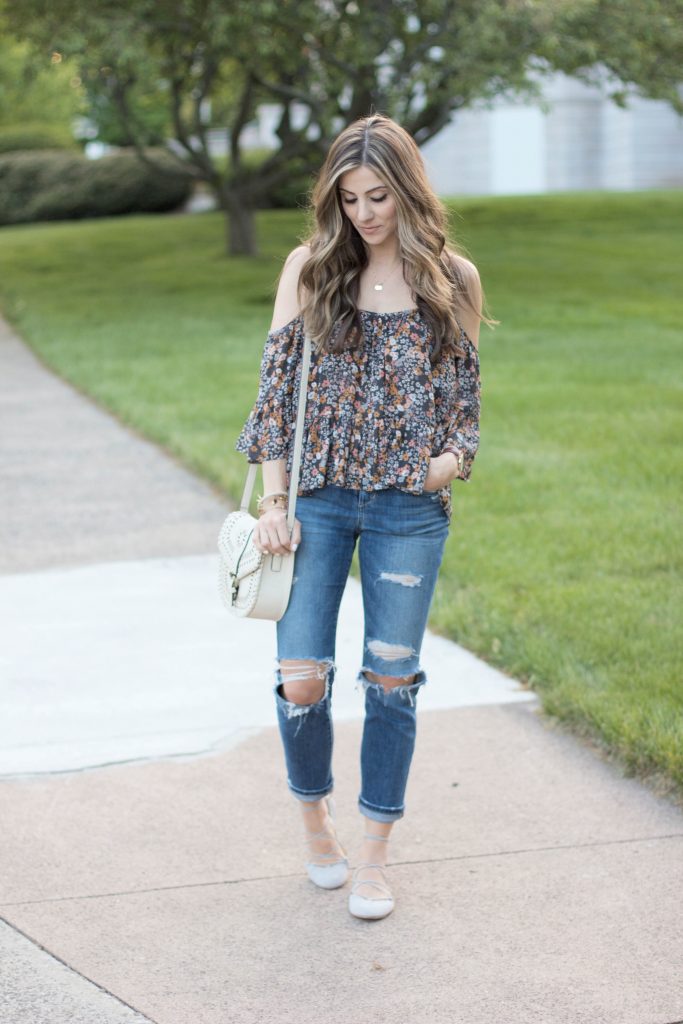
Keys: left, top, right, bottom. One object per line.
{"left": 1, "top": 192, "right": 681, "bottom": 798}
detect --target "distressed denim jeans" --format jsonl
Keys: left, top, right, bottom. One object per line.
{"left": 274, "top": 483, "right": 449, "bottom": 823}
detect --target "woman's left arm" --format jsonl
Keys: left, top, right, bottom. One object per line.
{"left": 425, "top": 258, "right": 482, "bottom": 490}
{"left": 440, "top": 336, "right": 481, "bottom": 483}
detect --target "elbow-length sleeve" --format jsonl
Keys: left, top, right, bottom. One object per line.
{"left": 441, "top": 334, "right": 481, "bottom": 482}
{"left": 234, "top": 316, "right": 304, "bottom": 463}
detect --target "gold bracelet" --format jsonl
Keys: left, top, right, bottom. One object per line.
{"left": 256, "top": 490, "right": 288, "bottom": 504}
{"left": 256, "top": 492, "right": 288, "bottom": 515}
{"left": 442, "top": 447, "right": 465, "bottom": 477}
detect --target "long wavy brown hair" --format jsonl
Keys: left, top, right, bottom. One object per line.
{"left": 291, "top": 113, "right": 496, "bottom": 364}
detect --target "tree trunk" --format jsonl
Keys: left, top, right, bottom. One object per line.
{"left": 222, "top": 189, "right": 257, "bottom": 256}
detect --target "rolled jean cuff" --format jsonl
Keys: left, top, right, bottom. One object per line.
{"left": 357, "top": 798, "right": 405, "bottom": 823}
{"left": 290, "top": 785, "right": 334, "bottom": 802}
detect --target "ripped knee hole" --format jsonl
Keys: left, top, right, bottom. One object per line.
{"left": 278, "top": 658, "right": 331, "bottom": 705}
{"left": 364, "top": 669, "right": 418, "bottom": 690}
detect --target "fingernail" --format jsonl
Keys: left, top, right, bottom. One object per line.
{"left": 291, "top": 543, "right": 298, "bottom": 552}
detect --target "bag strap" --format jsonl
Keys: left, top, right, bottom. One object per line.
{"left": 240, "top": 330, "right": 313, "bottom": 533}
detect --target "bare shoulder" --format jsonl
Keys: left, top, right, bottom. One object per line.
{"left": 270, "top": 245, "right": 312, "bottom": 333}
{"left": 445, "top": 250, "right": 482, "bottom": 349}
{"left": 448, "top": 252, "right": 481, "bottom": 292}
{"left": 284, "top": 243, "right": 311, "bottom": 267}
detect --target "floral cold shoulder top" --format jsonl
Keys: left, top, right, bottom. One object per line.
{"left": 235, "top": 307, "right": 481, "bottom": 524}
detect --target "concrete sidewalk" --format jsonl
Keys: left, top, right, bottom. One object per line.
{"left": 1, "top": 315, "right": 682, "bottom": 1024}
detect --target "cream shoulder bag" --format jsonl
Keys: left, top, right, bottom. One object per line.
{"left": 217, "top": 331, "right": 312, "bottom": 620}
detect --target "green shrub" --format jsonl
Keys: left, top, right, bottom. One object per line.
{"left": 0, "top": 124, "right": 78, "bottom": 154}
{"left": 0, "top": 147, "right": 193, "bottom": 225}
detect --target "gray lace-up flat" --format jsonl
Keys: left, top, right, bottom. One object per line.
{"left": 301, "top": 795, "right": 349, "bottom": 890}
{"left": 348, "top": 833, "right": 394, "bottom": 920}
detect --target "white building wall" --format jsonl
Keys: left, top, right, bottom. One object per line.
{"left": 420, "top": 71, "right": 682, "bottom": 196}
{"left": 542, "top": 74, "right": 603, "bottom": 191}
{"left": 489, "top": 103, "right": 545, "bottom": 194}
{"left": 600, "top": 99, "right": 635, "bottom": 190}
{"left": 630, "top": 97, "right": 683, "bottom": 188}
{"left": 420, "top": 104, "right": 492, "bottom": 195}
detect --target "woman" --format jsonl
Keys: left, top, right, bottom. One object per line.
{"left": 235, "top": 113, "right": 489, "bottom": 921}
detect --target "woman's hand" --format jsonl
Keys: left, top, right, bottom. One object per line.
{"left": 423, "top": 452, "right": 460, "bottom": 492}
{"left": 252, "top": 507, "right": 302, "bottom": 556}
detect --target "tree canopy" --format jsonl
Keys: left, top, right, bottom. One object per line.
{"left": 4, "top": 0, "right": 681, "bottom": 253}
{"left": 0, "top": 33, "right": 84, "bottom": 145}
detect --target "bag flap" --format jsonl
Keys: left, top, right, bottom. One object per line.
{"left": 218, "top": 510, "right": 263, "bottom": 581}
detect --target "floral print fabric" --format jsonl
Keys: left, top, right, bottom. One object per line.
{"left": 235, "top": 307, "right": 481, "bottom": 523}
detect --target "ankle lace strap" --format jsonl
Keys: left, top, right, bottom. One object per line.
{"left": 303, "top": 825, "right": 336, "bottom": 841}
{"left": 304, "top": 820, "right": 347, "bottom": 863}
{"left": 351, "top": 862, "right": 392, "bottom": 898}
{"left": 363, "top": 832, "right": 390, "bottom": 842}
{"left": 300, "top": 797, "right": 332, "bottom": 814}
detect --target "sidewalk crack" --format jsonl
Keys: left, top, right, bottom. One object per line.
{"left": 0, "top": 914, "right": 158, "bottom": 1022}
{"left": 1, "top": 832, "right": 681, "bottom": 908}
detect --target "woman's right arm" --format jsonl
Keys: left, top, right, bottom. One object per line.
{"left": 269, "top": 244, "right": 310, "bottom": 333}
{"left": 250, "top": 246, "right": 310, "bottom": 556}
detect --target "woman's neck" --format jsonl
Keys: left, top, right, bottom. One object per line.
{"left": 364, "top": 238, "right": 401, "bottom": 269}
